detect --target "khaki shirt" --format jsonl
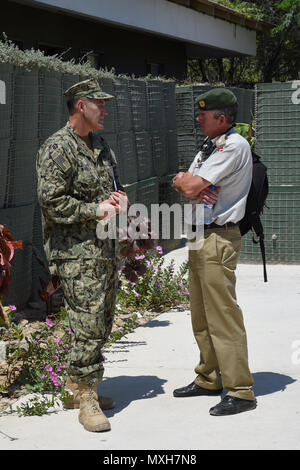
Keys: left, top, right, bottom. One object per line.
{"left": 36, "top": 122, "right": 123, "bottom": 260}
{"left": 189, "top": 132, "right": 252, "bottom": 225}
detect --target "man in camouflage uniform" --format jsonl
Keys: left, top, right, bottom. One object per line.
{"left": 36, "top": 78, "right": 128, "bottom": 432}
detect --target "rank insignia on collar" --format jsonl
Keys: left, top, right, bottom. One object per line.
{"left": 216, "top": 134, "right": 226, "bottom": 147}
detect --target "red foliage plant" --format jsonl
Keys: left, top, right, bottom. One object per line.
{"left": 0, "top": 224, "right": 22, "bottom": 322}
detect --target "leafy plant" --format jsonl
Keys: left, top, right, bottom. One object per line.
{"left": 117, "top": 246, "right": 189, "bottom": 312}
{"left": 234, "top": 122, "right": 255, "bottom": 150}
{"left": 0, "top": 225, "right": 22, "bottom": 326}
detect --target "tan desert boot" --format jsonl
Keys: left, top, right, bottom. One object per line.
{"left": 63, "top": 376, "right": 115, "bottom": 410}
{"left": 78, "top": 381, "right": 111, "bottom": 432}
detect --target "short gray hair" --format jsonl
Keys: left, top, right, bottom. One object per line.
{"left": 212, "top": 103, "right": 238, "bottom": 124}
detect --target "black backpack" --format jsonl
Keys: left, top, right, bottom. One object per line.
{"left": 239, "top": 151, "right": 269, "bottom": 282}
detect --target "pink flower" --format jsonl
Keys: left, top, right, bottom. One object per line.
{"left": 66, "top": 328, "right": 72, "bottom": 335}
{"left": 46, "top": 318, "right": 53, "bottom": 327}
{"left": 54, "top": 338, "right": 60, "bottom": 343}
{"left": 8, "top": 305, "right": 16, "bottom": 311}
{"left": 45, "top": 365, "right": 53, "bottom": 372}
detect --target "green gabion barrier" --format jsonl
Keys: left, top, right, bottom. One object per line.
{"left": 0, "top": 39, "right": 178, "bottom": 309}
{"left": 240, "top": 82, "right": 300, "bottom": 264}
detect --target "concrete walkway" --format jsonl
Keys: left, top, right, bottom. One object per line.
{"left": 0, "top": 246, "right": 300, "bottom": 450}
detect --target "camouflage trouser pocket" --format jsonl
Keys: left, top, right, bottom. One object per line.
{"left": 56, "top": 259, "right": 116, "bottom": 310}
{"left": 55, "top": 258, "right": 118, "bottom": 382}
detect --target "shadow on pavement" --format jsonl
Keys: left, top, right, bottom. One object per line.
{"left": 140, "top": 320, "right": 171, "bottom": 328}
{"left": 252, "top": 371, "right": 297, "bottom": 396}
{"left": 99, "top": 375, "right": 167, "bottom": 416}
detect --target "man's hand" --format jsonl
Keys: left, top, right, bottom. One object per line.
{"left": 108, "top": 190, "right": 128, "bottom": 212}
{"left": 196, "top": 186, "right": 220, "bottom": 205}
{"left": 97, "top": 199, "right": 119, "bottom": 220}
{"left": 97, "top": 191, "right": 129, "bottom": 221}
{"left": 173, "top": 172, "right": 187, "bottom": 192}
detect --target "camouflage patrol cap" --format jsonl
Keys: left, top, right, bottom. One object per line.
{"left": 196, "top": 88, "right": 237, "bottom": 110}
{"left": 64, "top": 78, "right": 114, "bottom": 102}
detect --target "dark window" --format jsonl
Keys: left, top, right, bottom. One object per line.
{"left": 11, "top": 39, "right": 24, "bottom": 50}
{"left": 80, "top": 51, "right": 104, "bottom": 70}
{"left": 147, "top": 62, "right": 165, "bottom": 76}
{"left": 38, "top": 43, "right": 65, "bottom": 58}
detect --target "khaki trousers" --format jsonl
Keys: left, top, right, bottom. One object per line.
{"left": 188, "top": 225, "right": 255, "bottom": 401}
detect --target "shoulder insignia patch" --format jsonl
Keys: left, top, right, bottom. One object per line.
{"left": 52, "top": 153, "right": 71, "bottom": 173}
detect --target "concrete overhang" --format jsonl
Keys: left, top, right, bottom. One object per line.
{"left": 10, "top": 0, "right": 272, "bottom": 58}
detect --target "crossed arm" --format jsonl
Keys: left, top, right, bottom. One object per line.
{"left": 173, "top": 171, "right": 220, "bottom": 203}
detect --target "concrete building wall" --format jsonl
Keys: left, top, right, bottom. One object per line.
{"left": 2, "top": 1, "right": 187, "bottom": 79}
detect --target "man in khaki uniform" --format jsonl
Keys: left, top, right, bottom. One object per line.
{"left": 37, "top": 79, "right": 128, "bottom": 432}
{"left": 173, "top": 88, "right": 256, "bottom": 416}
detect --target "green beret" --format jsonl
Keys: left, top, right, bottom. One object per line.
{"left": 64, "top": 78, "right": 114, "bottom": 102}
{"left": 196, "top": 88, "right": 237, "bottom": 110}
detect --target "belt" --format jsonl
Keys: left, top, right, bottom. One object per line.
{"left": 192, "top": 222, "right": 238, "bottom": 231}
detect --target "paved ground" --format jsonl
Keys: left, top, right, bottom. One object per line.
{"left": 0, "top": 246, "right": 299, "bottom": 451}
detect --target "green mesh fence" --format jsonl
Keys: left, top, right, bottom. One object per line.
{"left": 13, "top": 68, "right": 39, "bottom": 140}
{"left": 114, "top": 77, "right": 133, "bottom": 133}
{"left": 151, "top": 130, "right": 169, "bottom": 177}
{"left": 166, "top": 130, "right": 178, "bottom": 174}
{"left": 256, "top": 82, "right": 300, "bottom": 142}
{"left": 135, "top": 131, "right": 153, "bottom": 181}
{"left": 163, "top": 82, "right": 177, "bottom": 130}
{"left": 0, "top": 139, "right": 9, "bottom": 209}
{"left": 117, "top": 131, "right": 138, "bottom": 184}
{"left": 39, "top": 70, "right": 62, "bottom": 140}
{"left": 146, "top": 80, "right": 166, "bottom": 131}
{"left": 128, "top": 79, "right": 148, "bottom": 132}
{"left": 123, "top": 181, "right": 138, "bottom": 206}
{"left": 6, "top": 139, "right": 40, "bottom": 207}
{"left": 240, "top": 82, "right": 300, "bottom": 264}
{"left": 241, "top": 187, "right": 300, "bottom": 263}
